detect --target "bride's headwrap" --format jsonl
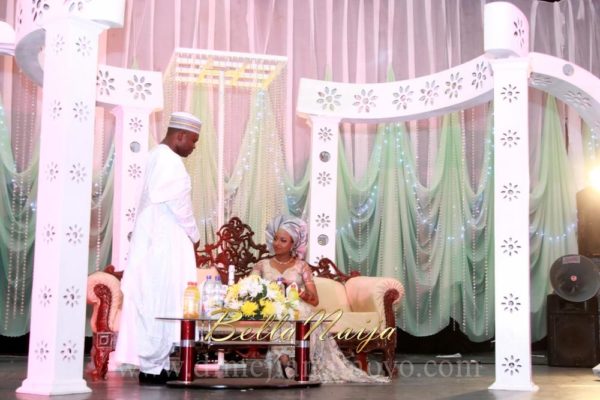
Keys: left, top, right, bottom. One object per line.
{"left": 265, "top": 215, "right": 308, "bottom": 259}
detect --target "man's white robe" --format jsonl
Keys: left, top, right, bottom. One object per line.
{"left": 114, "top": 144, "right": 200, "bottom": 374}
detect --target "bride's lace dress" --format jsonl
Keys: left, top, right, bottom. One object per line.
{"left": 251, "top": 259, "right": 389, "bottom": 383}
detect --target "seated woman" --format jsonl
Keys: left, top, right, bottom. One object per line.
{"left": 251, "top": 215, "right": 389, "bottom": 383}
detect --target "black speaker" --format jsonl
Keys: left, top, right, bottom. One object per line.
{"left": 547, "top": 294, "right": 600, "bottom": 367}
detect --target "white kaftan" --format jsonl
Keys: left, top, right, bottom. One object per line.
{"left": 114, "top": 144, "right": 200, "bottom": 374}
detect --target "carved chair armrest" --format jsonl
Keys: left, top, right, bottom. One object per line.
{"left": 86, "top": 271, "right": 123, "bottom": 333}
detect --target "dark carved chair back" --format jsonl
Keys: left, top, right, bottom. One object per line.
{"left": 196, "top": 217, "right": 270, "bottom": 283}
{"left": 308, "top": 257, "right": 361, "bottom": 283}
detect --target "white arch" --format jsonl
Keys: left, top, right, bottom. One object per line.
{"left": 296, "top": 1, "right": 600, "bottom": 392}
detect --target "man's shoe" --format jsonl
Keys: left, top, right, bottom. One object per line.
{"left": 139, "top": 369, "right": 178, "bottom": 385}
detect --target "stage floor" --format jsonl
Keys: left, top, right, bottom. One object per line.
{"left": 1, "top": 354, "right": 600, "bottom": 400}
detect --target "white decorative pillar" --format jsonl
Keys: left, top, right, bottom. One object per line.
{"left": 18, "top": 19, "right": 104, "bottom": 395}
{"left": 13, "top": 0, "right": 125, "bottom": 395}
{"left": 485, "top": 2, "right": 537, "bottom": 392}
{"left": 95, "top": 65, "right": 163, "bottom": 270}
{"left": 111, "top": 107, "right": 150, "bottom": 268}
{"left": 488, "top": 58, "right": 537, "bottom": 392}
{"left": 306, "top": 116, "right": 341, "bottom": 264}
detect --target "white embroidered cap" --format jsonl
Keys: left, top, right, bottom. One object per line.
{"left": 168, "top": 112, "right": 202, "bottom": 134}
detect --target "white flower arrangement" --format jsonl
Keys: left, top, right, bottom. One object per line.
{"left": 223, "top": 275, "right": 299, "bottom": 320}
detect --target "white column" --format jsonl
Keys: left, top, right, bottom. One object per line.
{"left": 489, "top": 57, "right": 537, "bottom": 392}
{"left": 306, "top": 115, "right": 341, "bottom": 264}
{"left": 17, "top": 18, "right": 106, "bottom": 395}
{"left": 110, "top": 107, "right": 151, "bottom": 269}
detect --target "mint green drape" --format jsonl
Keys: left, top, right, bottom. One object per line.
{"left": 529, "top": 97, "right": 579, "bottom": 339}
{"left": 335, "top": 111, "right": 495, "bottom": 340}
{"left": 0, "top": 97, "right": 37, "bottom": 335}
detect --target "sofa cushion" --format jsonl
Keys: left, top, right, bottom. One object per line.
{"left": 313, "top": 276, "right": 351, "bottom": 313}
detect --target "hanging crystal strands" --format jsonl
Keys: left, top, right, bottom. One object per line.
{"left": 4, "top": 72, "right": 38, "bottom": 327}
{"left": 92, "top": 109, "right": 106, "bottom": 271}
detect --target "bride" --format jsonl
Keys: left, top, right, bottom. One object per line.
{"left": 250, "top": 215, "right": 389, "bottom": 383}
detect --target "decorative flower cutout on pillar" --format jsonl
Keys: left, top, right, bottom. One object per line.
{"left": 501, "top": 293, "right": 521, "bottom": 313}
{"left": 35, "top": 341, "right": 50, "bottom": 362}
{"left": 317, "top": 172, "right": 332, "bottom": 186}
{"left": 419, "top": 80, "right": 439, "bottom": 106}
{"left": 392, "top": 85, "right": 413, "bottom": 110}
{"left": 46, "top": 162, "right": 59, "bottom": 181}
{"left": 128, "top": 75, "right": 153, "bottom": 101}
{"left": 318, "top": 127, "right": 333, "bottom": 142}
{"left": 68, "top": 0, "right": 92, "bottom": 12}
{"left": 69, "top": 162, "right": 87, "bottom": 183}
{"left": 564, "top": 90, "right": 592, "bottom": 109}
{"left": 128, "top": 164, "right": 142, "bottom": 179}
{"left": 63, "top": 286, "right": 81, "bottom": 308}
{"left": 500, "top": 84, "right": 520, "bottom": 103}
{"left": 75, "top": 36, "right": 92, "bottom": 57}
{"left": 501, "top": 183, "right": 520, "bottom": 201}
{"left": 501, "top": 237, "right": 521, "bottom": 256}
{"left": 73, "top": 101, "right": 90, "bottom": 122}
{"left": 61, "top": 340, "right": 78, "bottom": 361}
{"left": 444, "top": 73, "right": 463, "bottom": 99}
{"left": 353, "top": 89, "right": 378, "bottom": 113}
{"left": 126, "top": 208, "right": 136, "bottom": 223}
{"left": 316, "top": 213, "right": 331, "bottom": 228}
{"left": 471, "top": 61, "right": 488, "bottom": 89}
{"left": 53, "top": 35, "right": 65, "bottom": 54}
{"left": 129, "top": 117, "right": 143, "bottom": 133}
{"left": 97, "top": 70, "right": 115, "bottom": 97}
{"left": 39, "top": 286, "right": 53, "bottom": 307}
{"left": 43, "top": 224, "right": 56, "bottom": 243}
{"left": 66, "top": 225, "right": 83, "bottom": 245}
{"left": 51, "top": 100, "right": 63, "bottom": 120}
{"left": 316, "top": 87, "right": 342, "bottom": 111}
{"left": 502, "top": 355, "right": 522, "bottom": 375}
{"left": 500, "top": 129, "right": 520, "bottom": 148}
{"left": 32, "top": 1, "right": 50, "bottom": 22}
{"left": 513, "top": 19, "right": 526, "bottom": 48}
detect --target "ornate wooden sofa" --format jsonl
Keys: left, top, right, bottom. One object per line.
{"left": 196, "top": 217, "right": 404, "bottom": 376}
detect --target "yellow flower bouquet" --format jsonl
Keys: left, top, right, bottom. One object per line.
{"left": 223, "top": 275, "right": 299, "bottom": 320}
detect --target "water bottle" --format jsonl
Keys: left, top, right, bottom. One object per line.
{"left": 201, "top": 276, "right": 213, "bottom": 318}
{"left": 183, "top": 281, "right": 200, "bottom": 319}
{"left": 213, "top": 276, "right": 224, "bottom": 317}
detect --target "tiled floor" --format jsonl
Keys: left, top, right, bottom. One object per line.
{"left": 2, "top": 355, "right": 600, "bottom": 400}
